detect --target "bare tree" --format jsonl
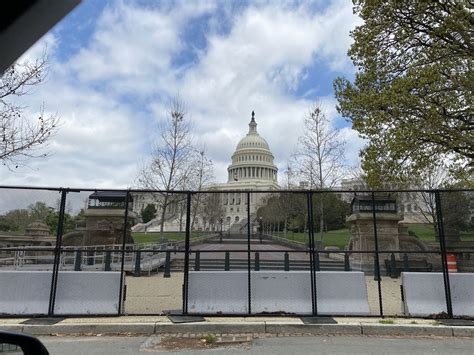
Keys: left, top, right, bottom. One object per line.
{"left": 199, "top": 192, "right": 225, "bottom": 232}
{"left": 172, "top": 147, "right": 215, "bottom": 232}
{"left": 0, "top": 52, "right": 58, "bottom": 168}
{"left": 137, "top": 97, "right": 193, "bottom": 243}
{"left": 188, "top": 147, "right": 214, "bottom": 230}
{"left": 295, "top": 101, "right": 346, "bottom": 244}
{"left": 410, "top": 163, "right": 452, "bottom": 239}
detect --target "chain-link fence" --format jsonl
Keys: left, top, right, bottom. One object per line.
{"left": 0, "top": 187, "right": 472, "bottom": 318}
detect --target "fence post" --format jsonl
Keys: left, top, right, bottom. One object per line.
{"left": 371, "top": 191, "right": 384, "bottom": 317}
{"left": 284, "top": 252, "right": 290, "bottom": 271}
{"left": 246, "top": 191, "right": 252, "bottom": 314}
{"left": 254, "top": 252, "right": 260, "bottom": 271}
{"left": 118, "top": 190, "right": 130, "bottom": 316}
{"left": 435, "top": 191, "right": 453, "bottom": 318}
{"left": 307, "top": 191, "right": 317, "bottom": 316}
{"left": 225, "top": 251, "right": 230, "bottom": 271}
{"left": 403, "top": 253, "right": 409, "bottom": 272}
{"left": 344, "top": 253, "right": 351, "bottom": 271}
{"left": 74, "top": 250, "right": 82, "bottom": 271}
{"left": 104, "top": 250, "right": 112, "bottom": 271}
{"left": 194, "top": 251, "right": 200, "bottom": 271}
{"left": 134, "top": 250, "right": 141, "bottom": 277}
{"left": 164, "top": 251, "right": 171, "bottom": 278}
{"left": 48, "top": 188, "right": 67, "bottom": 317}
{"left": 182, "top": 192, "right": 192, "bottom": 314}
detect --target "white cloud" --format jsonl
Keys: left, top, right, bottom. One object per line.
{"left": 0, "top": 0, "right": 363, "bottom": 191}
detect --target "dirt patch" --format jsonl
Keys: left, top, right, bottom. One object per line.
{"left": 144, "top": 334, "right": 252, "bottom": 351}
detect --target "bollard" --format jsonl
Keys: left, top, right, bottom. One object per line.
{"left": 87, "top": 251, "right": 94, "bottom": 266}
{"left": 314, "top": 252, "right": 320, "bottom": 271}
{"left": 284, "top": 252, "right": 290, "bottom": 271}
{"left": 225, "top": 251, "right": 230, "bottom": 271}
{"left": 164, "top": 251, "right": 171, "bottom": 278}
{"left": 255, "top": 252, "right": 260, "bottom": 271}
{"left": 134, "top": 250, "right": 141, "bottom": 277}
{"left": 74, "top": 250, "right": 82, "bottom": 271}
{"left": 403, "top": 253, "right": 409, "bottom": 272}
{"left": 390, "top": 253, "right": 397, "bottom": 278}
{"left": 344, "top": 253, "right": 351, "bottom": 271}
{"left": 104, "top": 250, "right": 112, "bottom": 271}
{"left": 194, "top": 251, "right": 200, "bottom": 271}
{"left": 374, "top": 258, "right": 380, "bottom": 281}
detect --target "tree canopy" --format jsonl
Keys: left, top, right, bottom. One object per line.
{"left": 140, "top": 204, "right": 157, "bottom": 224}
{"left": 334, "top": 0, "right": 473, "bottom": 187}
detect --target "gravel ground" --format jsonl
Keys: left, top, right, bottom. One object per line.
{"left": 124, "top": 273, "right": 403, "bottom": 315}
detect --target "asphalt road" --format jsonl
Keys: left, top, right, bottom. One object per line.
{"left": 38, "top": 335, "right": 474, "bottom": 354}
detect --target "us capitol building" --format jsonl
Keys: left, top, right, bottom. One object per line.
{"left": 132, "top": 112, "right": 280, "bottom": 232}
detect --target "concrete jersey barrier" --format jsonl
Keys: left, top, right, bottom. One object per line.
{"left": 0, "top": 271, "right": 123, "bottom": 316}
{"left": 402, "top": 272, "right": 474, "bottom": 317}
{"left": 187, "top": 271, "right": 370, "bottom": 315}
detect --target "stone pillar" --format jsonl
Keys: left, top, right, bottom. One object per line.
{"left": 346, "top": 212, "right": 402, "bottom": 274}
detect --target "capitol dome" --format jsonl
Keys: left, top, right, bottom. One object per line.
{"left": 227, "top": 111, "right": 278, "bottom": 183}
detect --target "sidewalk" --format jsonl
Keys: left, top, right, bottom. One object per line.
{"left": 1, "top": 316, "right": 473, "bottom": 338}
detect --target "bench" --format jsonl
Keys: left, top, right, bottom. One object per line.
{"left": 384, "top": 258, "right": 432, "bottom": 278}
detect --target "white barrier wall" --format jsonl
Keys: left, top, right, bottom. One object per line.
{"left": 315, "top": 272, "right": 370, "bottom": 315}
{"left": 187, "top": 271, "right": 370, "bottom": 315}
{"left": 402, "top": 272, "right": 474, "bottom": 317}
{"left": 55, "top": 271, "right": 123, "bottom": 315}
{"left": 0, "top": 271, "right": 51, "bottom": 315}
{"left": 0, "top": 271, "right": 123, "bottom": 315}
{"left": 187, "top": 271, "right": 248, "bottom": 313}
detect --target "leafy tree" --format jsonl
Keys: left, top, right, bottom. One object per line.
{"left": 334, "top": 1, "right": 473, "bottom": 187}
{"left": 141, "top": 204, "right": 157, "bottom": 223}
{"left": 28, "top": 201, "right": 52, "bottom": 221}
{"left": 257, "top": 193, "right": 350, "bottom": 236}
{"left": 0, "top": 52, "right": 58, "bottom": 168}
{"left": 44, "top": 210, "right": 75, "bottom": 235}
{"left": 440, "top": 190, "right": 471, "bottom": 243}
{"left": 0, "top": 208, "right": 30, "bottom": 232}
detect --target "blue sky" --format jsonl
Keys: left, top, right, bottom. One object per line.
{"left": 0, "top": 0, "right": 364, "bottom": 189}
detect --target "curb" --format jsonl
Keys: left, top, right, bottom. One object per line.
{"left": 265, "top": 323, "right": 362, "bottom": 335}
{"left": 361, "top": 324, "right": 454, "bottom": 337}
{"left": 1, "top": 322, "right": 473, "bottom": 338}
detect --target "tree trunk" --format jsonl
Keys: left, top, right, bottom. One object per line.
{"left": 159, "top": 194, "right": 169, "bottom": 244}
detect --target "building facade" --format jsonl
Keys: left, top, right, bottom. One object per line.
{"left": 210, "top": 111, "right": 279, "bottom": 228}
{"left": 132, "top": 112, "right": 280, "bottom": 232}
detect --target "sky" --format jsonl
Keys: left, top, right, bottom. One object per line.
{"left": 0, "top": 0, "right": 365, "bottom": 192}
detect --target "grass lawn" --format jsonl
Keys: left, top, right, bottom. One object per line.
{"left": 406, "top": 224, "right": 436, "bottom": 242}
{"left": 271, "top": 224, "right": 474, "bottom": 249}
{"left": 405, "top": 224, "right": 474, "bottom": 242}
